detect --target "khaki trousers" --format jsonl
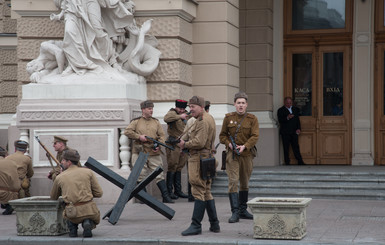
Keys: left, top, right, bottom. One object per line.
{"left": 131, "top": 152, "right": 164, "bottom": 183}
{"left": 226, "top": 152, "right": 253, "bottom": 193}
{"left": 188, "top": 153, "right": 213, "bottom": 201}
{"left": 166, "top": 146, "right": 187, "bottom": 172}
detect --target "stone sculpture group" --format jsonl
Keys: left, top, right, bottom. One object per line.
{"left": 27, "top": 0, "right": 161, "bottom": 84}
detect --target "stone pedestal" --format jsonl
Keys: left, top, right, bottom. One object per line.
{"left": 247, "top": 197, "right": 312, "bottom": 240}
{"left": 15, "top": 83, "right": 146, "bottom": 203}
{"left": 9, "top": 196, "right": 68, "bottom": 236}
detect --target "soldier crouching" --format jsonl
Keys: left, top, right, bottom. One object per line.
{"left": 50, "top": 149, "right": 103, "bottom": 238}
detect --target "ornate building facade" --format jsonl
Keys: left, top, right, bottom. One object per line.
{"left": 0, "top": 0, "right": 382, "bottom": 179}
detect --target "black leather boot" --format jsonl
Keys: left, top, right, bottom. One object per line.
{"left": 2, "top": 204, "right": 14, "bottom": 215}
{"left": 188, "top": 182, "right": 194, "bottom": 202}
{"left": 82, "top": 219, "right": 93, "bottom": 238}
{"left": 181, "top": 200, "right": 206, "bottom": 236}
{"left": 206, "top": 199, "right": 220, "bottom": 233}
{"left": 67, "top": 220, "right": 78, "bottom": 237}
{"left": 166, "top": 172, "right": 179, "bottom": 199}
{"left": 239, "top": 191, "right": 253, "bottom": 219}
{"left": 157, "top": 180, "right": 175, "bottom": 203}
{"left": 228, "top": 192, "right": 239, "bottom": 223}
{"left": 174, "top": 171, "right": 188, "bottom": 198}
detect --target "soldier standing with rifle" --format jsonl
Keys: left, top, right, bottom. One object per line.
{"left": 164, "top": 99, "right": 189, "bottom": 200}
{"left": 178, "top": 96, "right": 220, "bottom": 236}
{"left": 219, "top": 91, "right": 259, "bottom": 223}
{"left": 6, "top": 140, "right": 34, "bottom": 198}
{"left": 124, "top": 100, "right": 174, "bottom": 203}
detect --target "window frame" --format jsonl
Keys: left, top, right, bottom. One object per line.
{"left": 284, "top": 0, "right": 353, "bottom": 36}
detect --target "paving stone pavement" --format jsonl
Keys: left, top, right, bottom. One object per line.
{"left": 1, "top": 197, "right": 385, "bottom": 245}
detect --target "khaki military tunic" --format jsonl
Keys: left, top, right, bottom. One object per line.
{"left": 6, "top": 151, "right": 34, "bottom": 197}
{"left": 184, "top": 111, "right": 216, "bottom": 201}
{"left": 219, "top": 112, "right": 259, "bottom": 192}
{"left": 50, "top": 165, "right": 103, "bottom": 225}
{"left": 0, "top": 157, "right": 20, "bottom": 204}
{"left": 124, "top": 116, "right": 166, "bottom": 183}
{"left": 164, "top": 108, "right": 187, "bottom": 172}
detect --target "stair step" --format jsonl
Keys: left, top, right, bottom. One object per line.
{"left": 211, "top": 167, "right": 385, "bottom": 200}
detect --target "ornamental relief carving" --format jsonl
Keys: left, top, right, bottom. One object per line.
{"left": 254, "top": 213, "right": 305, "bottom": 238}
{"left": 20, "top": 110, "right": 125, "bottom": 121}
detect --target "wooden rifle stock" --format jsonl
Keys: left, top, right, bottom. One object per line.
{"left": 34, "top": 136, "right": 60, "bottom": 168}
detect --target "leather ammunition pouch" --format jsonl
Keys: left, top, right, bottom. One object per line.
{"left": 200, "top": 155, "right": 216, "bottom": 180}
{"left": 65, "top": 202, "right": 77, "bottom": 218}
{"left": 250, "top": 145, "right": 258, "bottom": 158}
{"left": 21, "top": 178, "right": 30, "bottom": 189}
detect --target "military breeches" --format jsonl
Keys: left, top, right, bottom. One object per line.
{"left": 166, "top": 147, "right": 187, "bottom": 172}
{"left": 66, "top": 201, "right": 101, "bottom": 226}
{"left": 131, "top": 152, "right": 164, "bottom": 183}
{"left": 188, "top": 153, "right": 213, "bottom": 201}
{"left": 226, "top": 152, "right": 253, "bottom": 192}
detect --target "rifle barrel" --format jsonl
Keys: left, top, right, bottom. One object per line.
{"left": 34, "top": 136, "right": 61, "bottom": 167}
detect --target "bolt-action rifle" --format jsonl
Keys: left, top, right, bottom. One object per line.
{"left": 34, "top": 136, "right": 60, "bottom": 171}
{"left": 145, "top": 136, "right": 175, "bottom": 151}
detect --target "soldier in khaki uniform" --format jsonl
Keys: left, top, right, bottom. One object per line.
{"left": 124, "top": 100, "right": 174, "bottom": 203}
{"left": 6, "top": 140, "right": 34, "bottom": 199}
{"left": 0, "top": 147, "right": 20, "bottom": 215}
{"left": 164, "top": 99, "right": 189, "bottom": 199}
{"left": 53, "top": 136, "right": 69, "bottom": 163}
{"left": 48, "top": 136, "right": 80, "bottom": 180}
{"left": 178, "top": 96, "right": 220, "bottom": 236}
{"left": 219, "top": 92, "right": 259, "bottom": 223}
{"left": 50, "top": 149, "right": 103, "bottom": 238}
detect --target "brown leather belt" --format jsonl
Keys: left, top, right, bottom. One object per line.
{"left": 67, "top": 199, "right": 93, "bottom": 207}
{"left": 0, "top": 186, "right": 19, "bottom": 193}
{"left": 189, "top": 149, "right": 210, "bottom": 155}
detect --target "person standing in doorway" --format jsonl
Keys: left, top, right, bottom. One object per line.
{"left": 277, "top": 96, "right": 305, "bottom": 165}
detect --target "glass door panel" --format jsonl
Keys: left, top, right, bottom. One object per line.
{"left": 322, "top": 52, "right": 344, "bottom": 116}
{"left": 292, "top": 54, "right": 313, "bottom": 116}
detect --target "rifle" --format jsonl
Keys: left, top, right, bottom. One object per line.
{"left": 165, "top": 136, "right": 180, "bottom": 146}
{"left": 34, "top": 136, "right": 60, "bottom": 170}
{"left": 229, "top": 135, "right": 240, "bottom": 159}
{"left": 145, "top": 136, "right": 175, "bottom": 151}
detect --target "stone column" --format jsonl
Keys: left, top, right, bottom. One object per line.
{"left": 119, "top": 128, "right": 130, "bottom": 170}
{"left": 240, "top": 0, "right": 279, "bottom": 165}
{"left": 192, "top": 0, "right": 239, "bottom": 106}
{"left": 134, "top": 0, "right": 196, "bottom": 102}
{"left": 352, "top": 0, "right": 374, "bottom": 165}
{"left": 0, "top": 0, "right": 18, "bottom": 147}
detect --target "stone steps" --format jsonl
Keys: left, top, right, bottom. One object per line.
{"left": 211, "top": 167, "right": 385, "bottom": 200}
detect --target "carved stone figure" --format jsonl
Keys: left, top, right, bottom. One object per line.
{"left": 26, "top": 40, "right": 66, "bottom": 83}
{"left": 119, "top": 19, "right": 161, "bottom": 77}
{"left": 27, "top": 0, "right": 161, "bottom": 84}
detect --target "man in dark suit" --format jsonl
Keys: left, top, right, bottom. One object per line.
{"left": 277, "top": 97, "right": 305, "bottom": 165}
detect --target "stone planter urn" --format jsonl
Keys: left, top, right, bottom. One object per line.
{"left": 247, "top": 197, "right": 312, "bottom": 240}
{"left": 9, "top": 196, "right": 68, "bottom": 236}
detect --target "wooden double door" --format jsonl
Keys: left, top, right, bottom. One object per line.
{"left": 284, "top": 45, "right": 352, "bottom": 165}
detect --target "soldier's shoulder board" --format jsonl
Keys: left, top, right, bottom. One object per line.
{"left": 130, "top": 116, "right": 141, "bottom": 122}
{"left": 225, "top": 112, "right": 236, "bottom": 117}
{"left": 246, "top": 113, "right": 256, "bottom": 119}
{"left": 151, "top": 117, "right": 159, "bottom": 121}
